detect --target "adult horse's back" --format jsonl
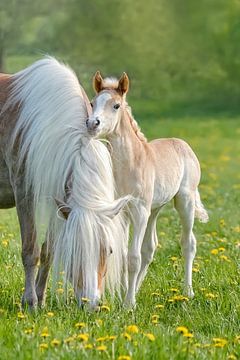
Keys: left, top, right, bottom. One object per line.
{"left": 0, "top": 58, "right": 130, "bottom": 309}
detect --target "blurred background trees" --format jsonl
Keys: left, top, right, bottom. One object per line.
{"left": 1, "top": 0, "right": 240, "bottom": 116}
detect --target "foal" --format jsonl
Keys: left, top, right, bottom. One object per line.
{"left": 87, "top": 72, "right": 209, "bottom": 307}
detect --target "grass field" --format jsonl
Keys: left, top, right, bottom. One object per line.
{"left": 0, "top": 116, "right": 239, "bottom": 360}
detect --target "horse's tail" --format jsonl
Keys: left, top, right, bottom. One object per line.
{"left": 195, "top": 189, "right": 209, "bottom": 223}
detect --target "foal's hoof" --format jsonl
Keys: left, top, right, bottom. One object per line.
{"left": 123, "top": 298, "right": 136, "bottom": 310}
{"left": 184, "top": 287, "right": 195, "bottom": 299}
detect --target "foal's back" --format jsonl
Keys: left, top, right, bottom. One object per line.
{"left": 150, "top": 137, "right": 201, "bottom": 207}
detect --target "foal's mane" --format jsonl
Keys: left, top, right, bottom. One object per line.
{"left": 102, "top": 77, "right": 147, "bottom": 143}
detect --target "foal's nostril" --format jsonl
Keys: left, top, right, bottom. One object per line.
{"left": 95, "top": 118, "right": 100, "bottom": 126}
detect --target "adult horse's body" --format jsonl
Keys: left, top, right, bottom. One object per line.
{"left": 87, "top": 72, "right": 209, "bottom": 307}
{"left": 0, "top": 58, "right": 129, "bottom": 309}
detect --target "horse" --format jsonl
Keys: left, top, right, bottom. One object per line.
{"left": 86, "top": 71, "right": 209, "bottom": 307}
{"left": 0, "top": 57, "right": 130, "bottom": 310}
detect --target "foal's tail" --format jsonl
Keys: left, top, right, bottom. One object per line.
{"left": 195, "top": 189, "right": 209, "bottom": 223}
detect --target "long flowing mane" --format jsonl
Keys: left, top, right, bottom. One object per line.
{"left": 5, "top": 57, "right": 129, "bottom": 298}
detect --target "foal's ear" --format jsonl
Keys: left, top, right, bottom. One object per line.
{"left": 93, "top": 71, "right": 104, "bottom": 93}
{"left": 117, "top": 72, "right": 129, "bottom": 95}
{"left": 55, "top": 199, "right": 71, "bottom": 220}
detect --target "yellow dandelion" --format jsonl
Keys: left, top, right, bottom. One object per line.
{"left": 17, "top": 312, "right": 25, "bottom": 319}
{"left": 77, "top": 333, "right": 89, "bottom": 342}
{"left": 170, "top": 256, "right": 178, "bottom": 261}
{"left": 75, "top": 322, "right": 86, "bottom": 328}
{"left": 183, "top": 332, "right": 194, "bottom": 338}
{"left": 100, "top": 305, "right": 110, "bottom": 312}
{"left": 39, "top": 343, "right": 48, "bottom": 350}
{"left": 219, "top": 218, "right": 226, "bottom": 226}
{"left": 211, "top": 249, "right": 219, "bottom": 255}
{"left": 151, "top": 291, "right": 161, "bottom": 297}
{"left": 56, "top": 288, "right": 64, "bottom": 294}
{"left": 40, "top": 327, "right": 50, "bottom": 338}
{"left": 47, "top": 312, "right": 54, "bottom": 317}
{"left": 227, "top": 355, "right": 237, "bottom": 360}
{"left": 64, "top": 337, "right": 75, "bottom": 344}
{"left": 212, "top": 338, "right": 228, "bottom": 347}
{"left": 118, "top": 356, "right": 131, "bottom": 360}
{"left": 205, "top": 292, "right": 217, "bottom": 300}
{"left": 84, "top": 343, "right": 93, "bottom": 349}
{"left": 95, "top": 319, "right": 103, "bottom": 326}
{"left": 172, "top": 295, "right": 189, "bottom": 302}
{"left": 1, "top": 240, "right": 8, "bottom": 247}
{"left": 218, "top": 247, "right": 225, "bottom": 252}
{"left": 51, "top": 339, "right": 60, "bottom": 346}
{"left": 144, "top": 333, "right": 155, "bottom": 341}
{"left": 123, "top": 332, "right": 131, "bottom": 341}
{"left": 109, "top": 335, "right": 117, "bottom": 341}
{"left": 81, "top": 297, "right": 90, "bottom": 303}
{"left": 155, "top": 304, "right": 164, "bottom": 310}
{"left": 176, "top": 326, "right": 188, "bottom": 335}
{"left": 96, "top": 336, "right": 108, "bottom": 342}
{"left": 170, "top": 288, "right": 179, "bottom": 293}
{"left": 192, "top": 267, "right": 199, "bottom": 272}
{"left": 235, "top": 335, "right": 240, "bottom": 342}
{"left": 219, "top": 255, "right": 230, "bottom": 262}
{"left": 96, "top": 345, "right": 107, "bottom": 351}
{"left": 24, "top": 328, "right": 33, "bottom": 334}
{"left": 126, "top": 325, "right": 139, "bottom": 334}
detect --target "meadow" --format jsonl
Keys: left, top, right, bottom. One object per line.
{"left": 0, "top": 115, "right": 239, "bottom": 360}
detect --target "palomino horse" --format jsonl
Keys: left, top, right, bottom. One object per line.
{"left": 0, "top": 58, "right": 130, "bottom": 310}
{"left": 87, "top": 72, "right": 209, "bottom": 307}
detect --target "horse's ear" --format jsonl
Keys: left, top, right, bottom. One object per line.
{"left": 118, "top": 72, "right": 129, "bottom": 95}
{"left": 55, "top": 199, "right": 71, "bottom": 220}
{"left": 93, "top": 71, "right": 104, "bottom": 93}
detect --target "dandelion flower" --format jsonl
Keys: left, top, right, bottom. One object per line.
{"left": 100, "top": 305, "right": 110, "bottom": 312}
{"left": 155, "top": 304, "right": 164, "bottom": 310}
{"left": 126, "top": 325, "right": 139, "bottom": 333}
{"left": 96, "top": 345, "right": 107, "bottom": 351}
{"left": 39, "top": 343, "right": 48, "bottom": 350}
{"left": 183, "top": 332, "right": 194, "bottom": 338}
{"left": 17, "top": 312, "right": 25, "bottom": 320}
{"left": 84, "top": 343, "right": 93, "bottom": 349}
{"left": 210, "top": 249, "right": 219, "bottom": 255}
{"left": 75, "top": 322, "right": 86, "bottom": 328}
{"left": 47, "top": 312, "right": 54, "bottom": 317}
{"left": 51, "top": 339, "right": 60, "bottom": 346}
{"left": 176, "top": 326, "right": 188, "bottom": 335}
{"left": 123, "top": 332, "right": 131, "bottom": 341}
{"left": 40, "top": 327, "right": 50, "bottom": 338}
{"left": 118, "top": 356, "right": 131, "bottom": 360}
{"left": 77, "top": 333, "right": 89, "bottom": 342}
{"left": 144, "top": 333, "right": 155, "bottom": 341}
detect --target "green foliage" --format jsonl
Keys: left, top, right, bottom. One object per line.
{"left": 0, "top": 116, "right": 240, "bottom": 359}
{"left": 2, "top": 0, "right": 240, "bottom": 113}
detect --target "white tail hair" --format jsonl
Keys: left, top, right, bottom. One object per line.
{"left": 6, "top": 57, "right": 130, "bottom": 299}
{"left": 195, "top": 189, "right": 209, "bottom": 223}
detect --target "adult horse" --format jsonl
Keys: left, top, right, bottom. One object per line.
{"left": 0, "top": 58, "right": 130, "bottom": 310}
{"left": 87, "top": 72, "right": 209, "bottom": 307}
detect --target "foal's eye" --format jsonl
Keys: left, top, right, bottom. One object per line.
{"left": 113, "top": 103, "right": 120, "bottom": 110}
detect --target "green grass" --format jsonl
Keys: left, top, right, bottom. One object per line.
{"left": 0, "top": 117, "right": 240, "bottom": 360}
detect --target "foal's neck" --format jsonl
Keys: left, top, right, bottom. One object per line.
{"left": 109, "top": 107, "right": 147, "bottom": 154}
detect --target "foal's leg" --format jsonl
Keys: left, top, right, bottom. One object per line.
{"left": 35, "top": 239, "right": 52, "bottom": 307}
{"left": 121, "top": 219, "right": 130, "bottom": 299}
{"left": 174, "top": 190, "right": 196, "bottom": 298}
{"left": 124, "top": 205, "right": 149, "bottom": 307}
{"left": 135, "top": 208, "right": 160, "bottom": 292}
{"left": 16, "top": 197, "right": 40, "bottom": 309}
